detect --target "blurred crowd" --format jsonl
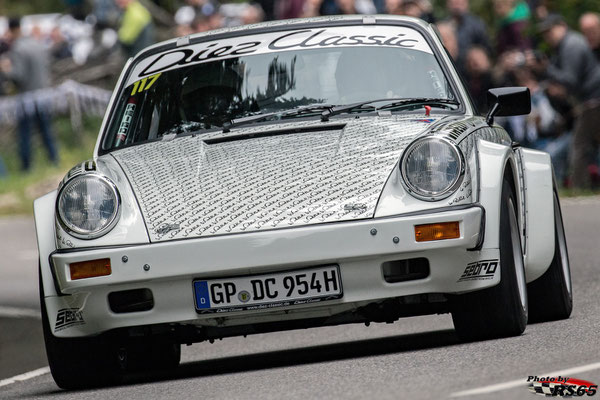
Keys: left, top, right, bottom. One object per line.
{"left": 1, "top": 0, "right": 600, "bottom": 189}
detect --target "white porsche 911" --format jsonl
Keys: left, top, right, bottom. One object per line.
{"left": 34, "top": 15, "right": 572, "bottom": 389}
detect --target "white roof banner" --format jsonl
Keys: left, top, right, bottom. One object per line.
{"left": 127, "top": 25, "right": 433, "bottom": 86}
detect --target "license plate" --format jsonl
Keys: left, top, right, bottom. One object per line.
{"left": 193, "top": 265, "right": 342, "bottom": 313}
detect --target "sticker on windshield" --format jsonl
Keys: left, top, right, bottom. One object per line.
{"left": 127, "top": 25, "right": 434, "bottom": 85}
{"left": 130, "top": 73, "right": 161, "bottom": 95}
{"left": 116, "top": 102, "right": 136, "bottom": 145}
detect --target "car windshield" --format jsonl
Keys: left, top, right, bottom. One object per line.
{"left": 103, "top": 25, "right": 457, "bottom": 151}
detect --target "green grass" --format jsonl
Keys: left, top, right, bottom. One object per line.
{"left": 0, "top": 116, "right": 102, "bottom": 216}
{"left": 559, "top": 188, "right": 600, "bottom": 198}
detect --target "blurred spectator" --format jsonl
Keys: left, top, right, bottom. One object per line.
{"left": 0, "top": 17, "right": 58, "bottom": 171}
{"left": 190, "top": 11, "right": 223, "bottom": 33}
{"left": 509, "top": 67, "right": 571, "bottom": 182}
{"left": 464, "top": 46, "right": 494, "bottom": 113}
{"left": 385, "top": 0, "right": 403, "bottom": 15}
{"left": 0, "top": 34, "right": 11, "bottom": 96}
{"left": 494, "top": 49, "right": 528, "bottom": 85}
{"left": 255, "top": 0, "right": 276, "bottom": 20}
{"left": 335, "top": 0, "right": 359, "bottom": 14}
{"left": 494, "top": 0, "right": 531, "bottom": 55}
{"left": 301, "top": 0, "right": 324, "bottom": 17}
{"left": 64, "top": 0, "right": 88, "bottom": 20}
{"left": 0, "top": 156, "right": 6, "bottom": 177}
{"left": 436, "top": 21, "right": 459, "bottom": 62}
{"left": 403, "top": 0, "right": 435, "bottom": 23}
{"left": 532, "top": 0, "right": 548, "bottom": 20}
{"left": 320, "top": 0, "right": 376, "bottom": 16}
{"left": 544, "top": 81, "right": 576, "bottom": 184}
{"left": 446, "top": 0, "right": 493, "bottom": 66}
{"left": 176, "top": 0, "right": 227, "bottom": 34}
{"left": 93, "top": 0, "right": 121, "bottom": 27}
{"left": 515, "top": 68, "right": 563, "bottom": 139}
{"left": 175, "top": 0, "right": 219, "bottom": 27}
{"left": 276, "top": 0, "right": 307, "bottom": 19}
{"left": 115, "top": 0, "right": 155, "bottom": 58}
{"left": 49, "top": 26, "right": 72, "bottom": 60}
{"left": 579, "top": 12, "right": 600, "bottom": 61}
{"left": 190, "top": 15, "right": 210, "bottom": 33}
{"left": 240, "top": 3, "right": 265, "bottom": 25}
{"left": 532, "top": 14, "right": 600, "bottom": 188}
{"left": 86, "top": 21, "right": 119, "bottom": 62}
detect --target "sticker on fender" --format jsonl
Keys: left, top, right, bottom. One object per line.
{"left": 55, "top": 308, "right": 85, "bottom": 331}
{"left": 193, "top": 265, "right": 342, "bottom": 313}
{"left": 457, "top": 259, "right": 499, "bottom": 282}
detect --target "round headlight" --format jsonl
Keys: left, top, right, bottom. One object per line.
{"left": 400, "top": 137, "right": 464, "bottom": 201}
{"left": 57, "top": 175, "right": 121, "bottom": 239}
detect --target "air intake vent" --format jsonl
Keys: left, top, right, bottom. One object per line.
{"left": 382, "top": 258, "right": 430, "bottom": 283}
{"left": 108, "top": 289, "right": 154, "bottom": 313}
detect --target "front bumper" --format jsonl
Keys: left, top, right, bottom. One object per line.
{"left": 45, "top": 205, "right": 498, "bottom": 337}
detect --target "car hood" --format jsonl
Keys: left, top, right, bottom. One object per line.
{"left": 111, "top": 115, "right": 446, "bottom": 242}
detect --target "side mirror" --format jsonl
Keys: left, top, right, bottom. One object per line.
{"left": 485, "top": 87, "right": 531, "bottom": 126}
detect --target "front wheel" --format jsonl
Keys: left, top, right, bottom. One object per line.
{"left": 451, "top": 177, "right": 528, "bottom": 341}
{"left": 40, "top": 272, "right": 122, "bottom": 389}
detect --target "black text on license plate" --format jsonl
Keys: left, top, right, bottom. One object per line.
{"left": 193, "top": 265, "right": 342, "bottom": 313}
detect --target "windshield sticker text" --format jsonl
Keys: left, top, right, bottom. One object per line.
{"left": 129, "top": 26, "right": 433, "bottom": 84}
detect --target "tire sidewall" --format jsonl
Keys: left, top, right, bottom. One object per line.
{"left": 499, "top": 178, "right": 528, "bottom": 330}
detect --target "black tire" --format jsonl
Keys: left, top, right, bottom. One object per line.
{"left": 527, "top": 190, "right": 573, "bottom": 322}
{"left": 117, "top": 339, "right": 181, "bottom": 372}
{"left": 451, "top": 177, "right": 528, "bottom": 341}
{"left": 39, "top": 271, "right": 122, "bottom": 390}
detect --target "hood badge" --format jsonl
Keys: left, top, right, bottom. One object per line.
{"left": 156, "top": 223, "right": 180, "bottom": 235}
{"left": 344, "top": 203, "right": 368, "bottom": 211}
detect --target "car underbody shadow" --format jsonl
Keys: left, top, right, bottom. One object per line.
{"left": 126, "top": 328, "right": 459, "bottom": 387}
{"left": 31, "top": 328, "right": 461, "bottom": 395}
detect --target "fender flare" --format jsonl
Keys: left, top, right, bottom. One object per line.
{"left": 519, "top": 147, "right": 555, "bottom": 282}
{"left": 477, "top": 139, "right": 521, "bottom": 252}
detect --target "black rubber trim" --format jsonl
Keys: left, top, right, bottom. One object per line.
{"left": 97, "top": 17, "right": 467, "bottom": 156}
{"left": 467, "top": 203, "right": 486, "bottom": 251}
{"left": 203, "top": 123, "right": 346, "bottom": 145}
{"left": 47, "top": 253, "right": 66, "bottom": 296}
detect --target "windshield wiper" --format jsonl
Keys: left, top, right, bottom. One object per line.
{"left": 376, "top": 98, "right": 460, "bottom": 111}
{"left": 320, "top": 98, "right": 460, "bottom": 121}
{"left": 221, "top": 97, "right": 460, "bottom": 132}
{"left": 222, "top": 104, "right": 333, "bottom": 133}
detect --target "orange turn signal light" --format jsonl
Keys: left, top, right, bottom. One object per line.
{"left": 415, "top": 222, "right": 460, "bottom": 242}
{"left": 70, "top": 258, "right": 111, "bottom": 280}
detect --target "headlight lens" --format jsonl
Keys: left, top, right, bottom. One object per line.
{"left": 401, "top": 137, "right": 464, "bottom": 200}
{"left": 57, "top": 175, "right": 120, "bottom": 239}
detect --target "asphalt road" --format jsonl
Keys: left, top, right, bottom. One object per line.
{"left": 1, "top": 197, "right": 599, "bottom": 399}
